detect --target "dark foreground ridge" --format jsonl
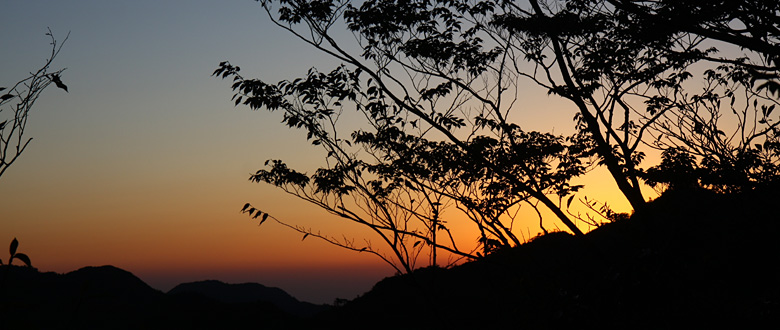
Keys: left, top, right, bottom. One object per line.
{"left": 317, "top": 187, "right": 780, "bottom": 329}
{"left": 2, "top": 188, "right": 779, "bottom": 329}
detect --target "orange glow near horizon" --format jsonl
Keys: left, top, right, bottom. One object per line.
{"left": 0, "top": 125, "right": 656, "bottom": 303}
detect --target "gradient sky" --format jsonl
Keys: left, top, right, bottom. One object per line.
{"left": 0, "top": 0, "right": 640, "bottom": 304}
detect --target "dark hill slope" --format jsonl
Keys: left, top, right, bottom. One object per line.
{"left": 169, "top": 280, "right": 328, "bottom": 317}
{"left": 314, "top": 188, "right": 780, "bottom": 329}
{"left": 0, "top": 265, "right": 165, "bottom": 329}
{"left": 0, "top": 266, "right": 311, "bottom": 329}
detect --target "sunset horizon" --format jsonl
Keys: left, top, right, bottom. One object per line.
{"left": 0, "top": 0, "right": 630, "bottom": 305}
{"left": 3, "top": 1, "right": 778, "bottom": 326}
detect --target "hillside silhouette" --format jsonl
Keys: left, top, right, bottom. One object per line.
{"left": 0, "top": 265, "right": 318, "bottom": 329}
{"left": 169, "top": 280, "right": 327, "bottom": 317}
{"left": 314, "top": 187, "right": 780, "bottom": 329}
{"left": 2, "top": 188, "right": 779, "bottom": 329}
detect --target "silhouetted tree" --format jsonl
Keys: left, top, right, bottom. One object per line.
{"left": 605, "top": 0, "right": 780, "bottom": 73}
{"left": 481, "top": 0, "right": 768, "bottom": 209}
{"left": 0, "top": 28, "right": 68, "bottom": 180}
{"left": 219, "top": 63, "right": 591, "bottom": 271}
{"left": 216, "top": 1, "right": 597, "bottom": 270}
{"left": 217, "top": 0, "right": 780, "bottom": 269}
{"left": 589, "top": 0, "right": 780, "bottom": 192}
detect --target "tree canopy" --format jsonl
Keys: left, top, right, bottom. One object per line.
{"left": 216, "top": 0, "right": 780, "bottom": 272}
{"left": 1, "top": 28, "right": 68, "bottom": 180}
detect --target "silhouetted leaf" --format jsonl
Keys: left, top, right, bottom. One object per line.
{"left": 0, "top": 94, "right": 13, "bottom": 101}
{"left": 0, "top": 120, "right": 6, "bottom": 130}
{"left": 302, "top": 233, "right": 309, "bottom": 241}
{"left": 413, "top": 241, "right": 422, "bottom": 248}
{"left": 253, "top": 211, "right": 263, "bottom": 219}
{"left": 758, "top": 80, "right": 780, "bottom": 97}
{"left": 241, "top": 203, "right": 251, "bottom": 212}
{"left": 693, "top": 122, "right": 703, "bottom": 134}
{"left": 51, "top": 73, "right": 68, "bottom": 92}
{"left": 261, "top": 213, "right": 269, "bottom": 224}
{"left": 0, "top": 87, "right": 5, "bottom": 92}
{"left": 10, "top": 238, "right": 18, "bottom": 256}
{"left": 13, "top": 253, "right": 31, "bottom": 267}
{"left": 567, "top": 195, "right": 575, "bottom": 208}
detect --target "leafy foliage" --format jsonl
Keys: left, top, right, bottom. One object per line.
{"left": 644, "top": 145, "right": 780, "bottom": 194}
{"left": 215, "top": 48, "right": 591, "bottom": 271}
{"left": 216, "top": 0, "right": 780, "bottom": 272}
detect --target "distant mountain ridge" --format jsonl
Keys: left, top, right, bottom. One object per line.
{"left": 0, "top": 264, "right": 325, "bottom": 329}
{"left": 168, "top": 279, "right": 328, "bottom": 316}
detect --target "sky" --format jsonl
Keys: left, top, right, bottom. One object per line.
{"left": 0, "top": 0, "right": 638, "bottom": 304}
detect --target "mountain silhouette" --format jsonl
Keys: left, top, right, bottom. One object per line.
{"left": 0, "top": 265, "right": 165, "bottom": 328}
{"left": 66, "top": 265, "right": 164, "bottom": 301}
{"left": 168, "top": 280, "right": 328, "bottom": 317}
{"left": 0, "top": 265, "right": 322, "bottom": 329}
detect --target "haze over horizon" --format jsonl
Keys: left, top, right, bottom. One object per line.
{"left": 0, "top": 0, "right": 634, "bottom": 304}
